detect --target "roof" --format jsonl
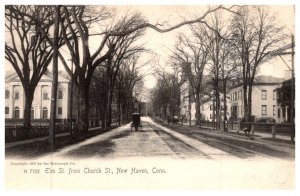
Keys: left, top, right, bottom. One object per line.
{"left": 5, "top": 69, "right": 70, "bottom": 83}
{"left": 274, "top": 78, "right": 295, "bottom": 91}
{"left": 201, "top": 93, "right": 230, "bottom": 104}
{"left": 230, "top": 75, "right": 284, "bottom": 89}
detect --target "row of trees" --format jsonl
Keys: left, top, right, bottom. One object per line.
{"left": 151, "top": 66, "right": 181, "bottom": 120}
{"left": 5, "top": 5, "right": 238, "bottom": 135}
{"left": 151, "top": 6, "right": 287, "bottom": 129}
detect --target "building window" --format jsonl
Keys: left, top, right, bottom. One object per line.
{"left": 234, "top": 92, "right": 237, "bottom": 101}
{"left": 238, "top": 91, "right": 240, "bottom": 100}
{"left": 43, "top": 91, "right": 48, "bottom": 100}
{"left": 210, "top": 105, "right": 212, "bottom": 111}
{"left": 5, "top": 107, "right": 9, "bottom": 114}
{"left": 42, "top": 107, "right": 48, "bottom": 119}
{"left": 261, "top": 90, "right": 267, "bottom": 100}
{"left": 58, "top": 107, "right": 62, "bottom": 115}
{"left": 58, "top": 90, "right": 63, "bottom": 99}
{"left": 14, "top": 106, "right": 20, "bottom": 119}
{"left": 273, "top": 105, "right": 276, "bottom": 116}
{"left": 278, "top": 109, "right": 281, "bottom": 118}
{"left": 210, "top": 114, "right": 212, "bottom": 119}
{"left": 31, "top": 107, "right": 34, "bottom": 119}
{"left": 5, "top": 90, "right": 9, "bottom": 99}
{"left": 15, "top": 91, "right": 19, "bottom": 100}
{"left": 273, "top": 91, "right": 276, "bottom": 100}
{"left": 262, "top": 105, "right": 267, "bottom": 116}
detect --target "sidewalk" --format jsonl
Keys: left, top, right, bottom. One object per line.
{"left": 5, "top": 126, "right": 105, "bottom": 149}
{"left": 226, "top": 127, "right": 292, "bottom": 141}
{"left": 166, "top": 120, "right": 293, "bottom": 142}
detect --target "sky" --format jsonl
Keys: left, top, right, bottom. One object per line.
{"left": 4, "top": 4, "right": 295, "bottom": 90}
{"left": 135, "top": 5, "right": 295, "bottom": 88}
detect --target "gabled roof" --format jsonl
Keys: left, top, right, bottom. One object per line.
{"left": 5, "top": 69, "right": 69, "bottom": 83}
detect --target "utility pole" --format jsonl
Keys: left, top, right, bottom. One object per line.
{"left": 290, "top": 34, "right": 295, "bottom": 143}
{"left": 68, "top": 42, "right": 74, "bottom": 136}
{"left": 188, "top": 85, "right": 191, "bottom": 126}
{"left": 49, "top": 5, "right": 61, "bottom": 151}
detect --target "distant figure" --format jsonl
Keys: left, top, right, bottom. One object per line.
{"left": 291, "top": 126, "right": 295, "bottom": 144}
{"left": 241, "top": 119, "right": 251, "bottom": 139}
{"left": 167, "top": 116, "right": 171, "bottom": 125}
{"left": 243, "top": 125, "right": 251, "bottom": 139}
{"left": 224, "top": 117, "right": 228, "bottom": 132}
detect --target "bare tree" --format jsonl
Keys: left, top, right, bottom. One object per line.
{"left": 152, "top": 65, "right": 181, "bottom": 120}
{"left": 103, "top": 28, "right": 146, "bottom": 127}
{"left": 9, "top": 5, "right": 238, "bottom": 132}
{"left": 230, "top": 6, "right": 286, "bottom": 122}
{"left": 5, "top": 6, "right": 55, "bottom": 128}
{"left": 116, "top": 53, "right": 151, "bottom": 122}
{"left": 48, "top": 5, "right": 61, "bottom": 150}
{"left": 170, "top": 23, "right": 211, "bottom": 126}
{"left": 204, "top": 11, "right": 235, "bottom": 130}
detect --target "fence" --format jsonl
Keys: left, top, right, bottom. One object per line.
{"left": 5, "top": 124, "right": 70, "bottom": 143}
{"left": 5, "top": 117, "right": 122, "bottom": 143}
{"left": 200, "top": 121, "right": 294, "bottom": 135}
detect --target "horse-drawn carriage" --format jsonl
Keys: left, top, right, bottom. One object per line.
{"left": 131, "top": 113, "right": 143, "bottom": 131}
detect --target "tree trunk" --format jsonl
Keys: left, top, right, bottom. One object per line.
{"left": 215, "top": 87, "right": 220, "bottom": 130}
{"left": 117, "top": 89, "right": 121, "bottom": 126}
{"left": 49, "top": 5, "right": 60, "bottom": 151}
{"left": 78, "top": 85, "right": 90, "bottom": 133}
{"left": 195, "top": 93, "right": 201, "bottom": 126}
{"left": 243, "top": 83, "right": 249, "bottom": 121}
{"left": 106, "top": 89, "right": 113, "bottom": 127}
{"left": 223, "top": 80, "right": 227, "bottom": 131}
{"left": 23, "top": 89, "right": 34, "bottom": 128}
{"left": 247, "top": 83, "right": 253, "bottom": 121}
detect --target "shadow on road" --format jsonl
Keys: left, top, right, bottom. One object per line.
{"left": 63, "top": 130, "right": 131, "bottom": 158}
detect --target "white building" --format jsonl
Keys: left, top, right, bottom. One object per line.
{"left": 180, "top": 77, "right": 230, "bottom": 123}
{"left": 179, "top": 80, "right": 192, "bottom": 120}
{"left": 229, "top": 75, "right": 284, "bottom": 122}
{"left": 5, "top": 70, "right": 75, "bottom": 122}
{"left": 200, "top": 95, "right": 230, "bottom": 122}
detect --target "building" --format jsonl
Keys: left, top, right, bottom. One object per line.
{"left": 179, "top": 75, "right": 230, "bottom": 123}
{"left": 200, "top": 95, "right": 230, "bottom": 122}
{"left": 229, "top": 75, "right": 284, "bottom": 122}
{"left": 274, "top": 78, "right": 295, "bottom": 123}
{"left": 5, "top": 70, "right": 76, "bottom": 123}
{"left": 179, "top": 80, "right": 192, "bottom": 121}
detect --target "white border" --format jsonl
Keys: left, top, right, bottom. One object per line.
{"left": 1, "top": 1, "right": 298, "bottom": 196}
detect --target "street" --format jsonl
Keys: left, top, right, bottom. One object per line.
{"left": 6, "top": 117, "right": 295, "bottom": 189}
{"left": 36, "top": 117, "right": 294, "bottom": 161}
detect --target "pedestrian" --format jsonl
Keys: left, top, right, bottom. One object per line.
{"left": 167, "top": 116, "right": 171, "bottom": 125}
{"left": 291, "top": 126, "right": 295, "bottom": 144}
{"left": 224, "top": 116, "right": 228, "bottom": 132}
{"left": 241, "top": 119, "right": 251, "bottom": 139}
